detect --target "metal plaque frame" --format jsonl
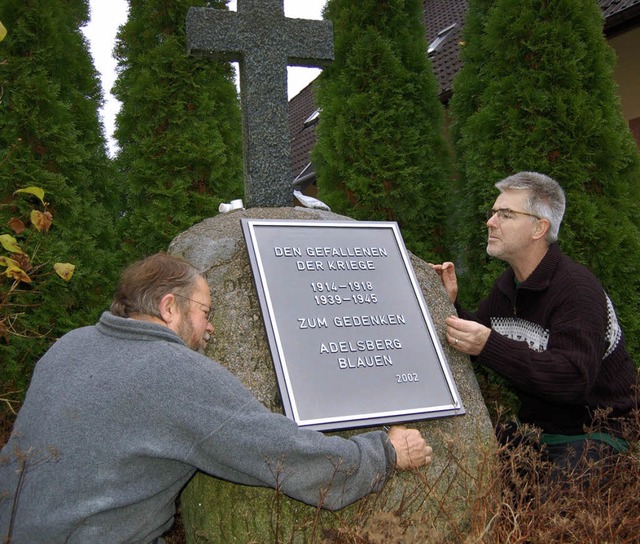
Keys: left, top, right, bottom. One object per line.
{"left": 242, "top": 218, "right": 464, "bottom": 431}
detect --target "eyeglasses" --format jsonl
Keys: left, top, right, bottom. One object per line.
{"left": 173, "top": 294, "right": 212, "bottom": 321}
{"left": 486, "top": 208, "right": 540, "bottom": 222}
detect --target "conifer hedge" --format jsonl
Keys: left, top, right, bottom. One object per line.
{"left": 0, "top": 0, "right": 121, "bottom": 386}
{"left": 313, "top": 0, "right": 454, "bottom": 262}
{"left": 113, "top": 0, "right": 243, "bottom": 261}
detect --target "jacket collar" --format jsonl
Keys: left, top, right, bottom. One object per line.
{"left": 97, "top": 311, "right": 187, "bottom": 346}
{"left": 497, "top": 242, "right": 562, "bottom": 294}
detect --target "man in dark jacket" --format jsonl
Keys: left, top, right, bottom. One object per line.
{"left": 433, "top": 171, "right": 637, "bottom": 480}
{"left": 0, "top": 253, "right": 431, "bottom": 544}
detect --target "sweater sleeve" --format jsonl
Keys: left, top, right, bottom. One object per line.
{"left": 148, "top": 346, "right": 396, "bottom": 511}
{"left": 476, "top": 274, "right": 609, "bottom": 403}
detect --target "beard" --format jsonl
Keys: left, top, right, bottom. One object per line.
{"left": 177, "top": 316, "right": 206, "bottom": 353}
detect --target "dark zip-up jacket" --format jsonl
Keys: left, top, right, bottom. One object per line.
{"left": 457, "top": 243, "right": 637, "bottom": 435}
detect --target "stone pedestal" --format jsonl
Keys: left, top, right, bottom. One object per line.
{"left": 169, "top": 206, "right": 497, "bottom": 543}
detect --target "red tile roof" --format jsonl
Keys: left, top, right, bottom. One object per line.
{"left": 289, "top": 0, "right": 640, "bottom": 182}
{"left": 601, "top": 0, "right": 640, "bottom": 33}
{"left": 601, "top": 0, "right": 640, "bottom": 16}
{"left": 423, "top": 0, "right": 467, "bottom": 102}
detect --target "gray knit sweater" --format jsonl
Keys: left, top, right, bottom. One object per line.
{"left": 0, "top": 312, "right": 395, "bottom": 543}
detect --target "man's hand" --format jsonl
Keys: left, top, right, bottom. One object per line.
{"left": 445, "top": 315, "right": 491, "bottom": 356}
{"left": 430, "top": 262, "right": 458, "bottom": 304}
{"left": 387, "top": 426, "right": 433, "bottom": 470}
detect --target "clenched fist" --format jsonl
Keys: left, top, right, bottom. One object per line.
{"left": 387, "top": 426, "right": 433, "bottom": 470}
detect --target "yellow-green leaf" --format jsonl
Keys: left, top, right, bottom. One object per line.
{"left": 4, "top": 263, "right": 31, "bottom": 283}
{"left": 0, "top": 234, "right": 25, "bottom": 255}
{"left": 54, "top": 262, "right": 75, "bottom": 282}
{"left": 0, "top": 256, "right": 19, "bottom": 268}
{"left": 14, "top": 186, "right": 45, "bottom": 205}
{"left": 31, "top": 210, "right": 53, "bottom": 232}
{"left": 0, "top": 21, "right": 6, "bottom": 42}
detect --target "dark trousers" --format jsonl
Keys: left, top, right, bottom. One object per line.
{"left": 496, "top": 420, "right": 620, "bottom": 489}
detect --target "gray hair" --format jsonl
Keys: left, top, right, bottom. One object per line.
{"left": 495, "top": 171, "right": 566, "bottom": 242}
{"left": 110, "top": 253, "right": 202, "bottom": 319}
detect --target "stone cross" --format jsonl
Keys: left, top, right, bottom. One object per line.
{"left": 186, "top": 0, "right": 334, "bottom": 208}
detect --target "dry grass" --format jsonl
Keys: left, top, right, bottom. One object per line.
{"left": 2, "top": 394, "right": 638, "bottom": 544}
{"left": 465, "top": 433, "right": 640, "bottom": 544}
{"left": 317, "top": 417, "right": 640, "bottom": 544}
{"left": 0, "top": 386, "right": 19, "bottom": 450}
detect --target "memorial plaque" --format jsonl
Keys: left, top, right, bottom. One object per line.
{"left": 242, "top": 219, "right": 464, "bottom": 431}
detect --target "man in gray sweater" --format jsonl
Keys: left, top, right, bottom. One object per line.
{"left": 0, "top": 253, "right": 431, "bottom": 544}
